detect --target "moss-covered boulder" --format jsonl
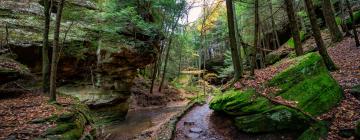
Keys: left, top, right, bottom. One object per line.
{"left": 210, "top": 53, "right": 343, "bottom": 134}
{"left": 234, "top": 106, "right": 312, "bottom": 133}
{"left": 41, "top": 104, "right": 95, "bottom": 140}
{"left": 268, "top": 53, "right": 343, "bottom": 116}
{"left": 297, "top": 121, "right": 328, "bottom": 140}
{"left": 210, "top": 90, "right": 273, "bottom": 116}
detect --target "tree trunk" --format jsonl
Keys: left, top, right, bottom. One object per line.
{"left": 285, "top": 0, "right": 304, "bottom": 56}
{"left": 225, "top": 0, "right": 243, "bottom": 80}
{"left": 49, "top": 0, "right": 65, "bottom": 102}
{"left": 42, "top": 0, "right": 51, "bottom": 94}
{"left": 5, "top": 24, "right": 9, "bottom": 47}
{"left": 233, "top": 5, "right": 243, "bottom": 76}
{"left": 322, "top": 0, "right": 343, "bottom": 42}
{"left": 156, "top": 41, "right": 165, "bottom": 81}
{"left": 178, "top": 46, "right": 182, "bottom": 77}
{"left": 251, "top": 0, "right": 260, "bottom": 76}
{"left": 158, "top": 11, "right": 183, "bottom": 92}
{"left": 345, "top": 0, "right": 360, "bottom": 47}
{"left": 158, "top": 38, "right": 173, "bottom": 92}
{"left": 268, "top": 0, "right": 280, "bottom": 48}
{"left": 149, "top": 56, "right": 159, "bottom": 94}
{"left": 96, "top": 39, "right": 102, "bottom": 87}
{"left": 304, "top": 0, "right": 337, "bottom": 71}
{"left": 340, "top": 0, "right": 351, "bottom": 36}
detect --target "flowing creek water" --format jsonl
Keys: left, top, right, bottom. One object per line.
{"left": 60, "top": 85, "right": 298, "bottom": 140}
{"left": 103, "top": 105, "right": 185, "bottom": 140}
{"left": 173, "top": 98, "right": 298, "bottom": 140}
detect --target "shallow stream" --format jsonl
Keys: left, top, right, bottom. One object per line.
{"left": 103, "top": 105, "right": 184, "bottom": 140}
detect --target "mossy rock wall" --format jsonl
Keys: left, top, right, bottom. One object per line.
{"left": 210, "top": 53, "right": 343, "bottom": 135}
{"left": 41, "top": 104, "right": 95, "bottom": 140}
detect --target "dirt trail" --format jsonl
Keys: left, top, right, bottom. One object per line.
{"left": 173, "top": 98, "right": 296, "bottom": 140}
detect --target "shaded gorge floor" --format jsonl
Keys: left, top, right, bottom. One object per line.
{"left": 174, "top": 98, "right": 298, "bottom": 140}
{"left": 103, "top": 105, "right": 186, "bottom": 140}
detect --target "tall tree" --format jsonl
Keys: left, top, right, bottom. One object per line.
{"left": 268, "top": 0, "right": 280, "bottom": 49}
{"left": 285, "top": 0, "right": 304, "bottom": 56}
{"left": 225, "top": 0, "right": 243, "bottom": 80}
{"left": 345, "top": 0, "right": 360, "bottom": 47}
{"left": 159, "top": 37, "right": 174, "bottom": 92}
{"left": 42, "top": 0, "right": 51, "bottom": 94}
{"left": 304, "top": 0, "right": 337, "bottom": 71}
{"left": 322, "top": 0, "right": 343, "bottom": 42}
{"left": 158, "top": 12, "right": 183, "bottom": 92}
{"left": 251, "top": 0, "right": 260, "bottom": 76}
{"left": 49, "top": 0, "right": 65, "bottom": 102}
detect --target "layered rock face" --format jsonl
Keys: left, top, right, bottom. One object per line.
{"left": 1, "top": 0, "right": 159, "bottom": 118}
{"left": 0, "top": 56, "right": 31, "bottom": 85}
{"left": 210, "top": 53, "right": 343, "bottom": 138}
{"left": 88, "top": 46, "right": 157, "bottom": 118}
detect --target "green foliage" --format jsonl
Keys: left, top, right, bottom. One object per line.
{"left": 345, "top": 10, "right": 360, "bottom": 25}
{"left": 218, "top": 50, "right": 235, "bottom": 78}
{"left": 335, "top": 16, "right": 342, "bottom": 25}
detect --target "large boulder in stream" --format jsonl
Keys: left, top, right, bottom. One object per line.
{"left": 210, "top": 53, "right": 343, "bottom": 134}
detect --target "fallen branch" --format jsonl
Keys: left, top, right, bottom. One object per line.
{"left": 220, "top": 78, "right": 240, "bottom": 92}
{"left": 256, "top": 91, "right": 318, "bottom": 123}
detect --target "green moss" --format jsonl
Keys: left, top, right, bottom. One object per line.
{"left": 287, "top": 31, "right": 306, "bottom": 49}
{"left": 61, "top": 128, "right": 84, "bottom": 140}
{"left": 265, "top": 52, "right": 283, "bottom": 65}
{"left": 268, "top": 53, "right": 343, "bottom": 116}
{"left": 45, "top": 123, "right": 77, "bottom": 135}
{"left": 210, "top": 89, "right": 273, "bottom": 115}
{"left": 42, "top": 102, "right": 94, "bottom": 140}
{"left": 279, "top": 72, "right": 342, "bottom": 116}
{"left": 268, "top": 53, "right": 324, "bottom": 91}
{"left": 335, "top": 16, "right": 342, "bottom": 25}
{"left": 234, "top": 106, "right": 311, "bottom": 133}
{"left": 210, "top": 89, "right": 253, "bottom": 111}
{"left": 297, "top": 121, "right": 328, "bottom": 140}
